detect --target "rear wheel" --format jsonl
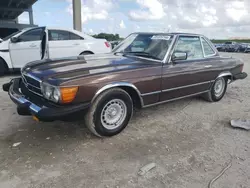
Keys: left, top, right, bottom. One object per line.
{"left": 203, "top": 77, "right": 228, "bottom": 102}
{"left": 0, "top": 59, "right": 8, "bottom": 76}
{"left": 85, "top": 88, "right": 133, "bottom": 137}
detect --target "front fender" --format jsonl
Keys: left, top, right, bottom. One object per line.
{"left": 91, "top": 82, "right": 144, "bottom": 106}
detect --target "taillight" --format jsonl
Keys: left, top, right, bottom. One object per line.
{"left": 240, "top": 64, "right": 244, "bottom": 72}
{"left": 105, "top": 42, "right": 110, "bottom": 48}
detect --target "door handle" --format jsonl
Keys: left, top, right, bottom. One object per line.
{"left": 73, "top": 43, "right": 80, "bottom": 46}
{"left": 29, "top": 44, "right": 37, "bottom": 47}
{"left": 204, "top": 65, "right": 212, "bottom": 68}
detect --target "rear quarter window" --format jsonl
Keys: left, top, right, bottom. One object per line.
{"left": 201, "top": 38, "right": 216, "bottom": 56}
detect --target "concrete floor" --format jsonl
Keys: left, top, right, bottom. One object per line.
{"left": 0, "top": 53, "right": 249, "bottom": 188}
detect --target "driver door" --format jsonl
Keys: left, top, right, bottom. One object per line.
{"left": 9, "top": 27, "right": 45, "bottom": 68}
{"left": 160, "top": 35, "right": 213, "bottom": 101}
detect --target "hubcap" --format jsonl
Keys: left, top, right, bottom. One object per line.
{"left": 101, "top": 99, "right": 127, "bottom": 130}
{"left": 214, "top": 78, "right": 225, "bottom": 98}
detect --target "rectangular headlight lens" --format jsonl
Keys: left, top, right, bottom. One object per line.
{"left": 41, "top": 83, "right": 61, "bottom": 103}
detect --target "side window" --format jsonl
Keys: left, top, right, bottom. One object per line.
{"left": 70, "top": 33, "right": 83, "bottom": 40}
{"left": 49, "top": 30, "right": 70, "bottom": 41}
{"left": 19, "top": 29, "right": 43, "bottom": 42}
{"left": 174, "top": 36, "right": 203, "bottom": 60}
{"left": 201, "top": 38, "right": 215, "bottom": 56}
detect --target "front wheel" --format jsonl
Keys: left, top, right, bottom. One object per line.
{"left": 203, "top": 77, "right": 228, "bottom": 102}
{"left": 85, "top": 88, "right": 133, "bottom": 137}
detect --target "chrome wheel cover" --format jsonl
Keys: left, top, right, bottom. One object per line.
{"left": 214, "top": 78, "right": 225, "bottom": 98}
{"left": 101, "top": 99, "right": 127, "bottom": 130}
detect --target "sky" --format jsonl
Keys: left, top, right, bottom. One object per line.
{"left": 18, "top": 0, "right": 250, "bottom": 39}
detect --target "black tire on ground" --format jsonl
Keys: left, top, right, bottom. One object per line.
{"left": 80, "top": 51, "right": 93, "bottom": 56}
{"left": 0, "top": 58, "right": 8, "bottom": 76}
{"left": 203, "top": 77, "right": 228, "bottom": 102}
{"left": 85, "top": 88, "right": 133, "bottom": 137}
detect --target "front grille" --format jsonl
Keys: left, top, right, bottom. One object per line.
{"left": 22, "top": 73, "right": 42, "bottom": 96}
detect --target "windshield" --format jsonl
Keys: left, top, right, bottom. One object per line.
{"left": 113, "top": 33, "right": 173, "bottom": 60}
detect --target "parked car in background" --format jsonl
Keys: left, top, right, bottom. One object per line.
{"left": 110, "top": 40, "right": 121, "bottom": 49}
{"left": 236, "top": 43, "right": 249, "bottom": 52}
{"left": 245, "top": 44, "right": 250, "bottom": 53}
{"left": 0, "top": 27, "right": 112, "bottom": 76}
{"left": 214, "top": 43, "right": 223, "bottom": 51}
{"left": 223, "top": 41, "right": 239, "bottom": 52}
{"left": 3, "top": 32, "right": 247, "bottom": 137}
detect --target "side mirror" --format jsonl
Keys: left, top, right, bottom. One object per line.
{"left": 11, "top": 37, "right": 19, "bottom": 43}
{"left": 171, "top": 52, "right": 187, "bottom": 62}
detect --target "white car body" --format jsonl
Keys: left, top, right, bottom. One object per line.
{"left": 0, "top": 27, "right": 111, "bottom": 70}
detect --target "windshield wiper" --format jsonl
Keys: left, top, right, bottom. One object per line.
{"left": 117, "top": 51, "right": 161, "bottom": 60}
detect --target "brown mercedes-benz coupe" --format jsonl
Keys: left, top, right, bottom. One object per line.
{"left": 3, "top": 32, "right": 247, "bottom": 137}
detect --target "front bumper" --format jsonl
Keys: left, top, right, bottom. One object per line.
{"left": 3, "top": 78, "right": 90, "bottom": 122}
{"left": 233, "top": 72, "right": 248, "bottom": 80}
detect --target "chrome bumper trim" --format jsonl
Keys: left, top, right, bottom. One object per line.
{"left": 9, "top": 84, "right": 41, "bottom": 114}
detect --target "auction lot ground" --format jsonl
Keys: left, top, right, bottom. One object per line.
{"left": 0, "top": 52, "right": 250, "bottom": 188}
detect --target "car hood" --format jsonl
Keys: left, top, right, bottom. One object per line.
{"left": 22, "top": 53, "right": 158, "bottom": 85}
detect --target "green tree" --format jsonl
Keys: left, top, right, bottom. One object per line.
{"left": 92, "top": 33, "right": 121, "bottom": 41}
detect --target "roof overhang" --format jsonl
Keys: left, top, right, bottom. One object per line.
{"left": 0, "top": 0, "right": 37, "bottom": 20}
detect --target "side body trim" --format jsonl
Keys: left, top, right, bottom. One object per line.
{"left": 141, "top": 90, "right": 161, "bottom": 97}
{"left": 94, "top": 80, "right": 214, "bottom": 108}
{"left": 94, "top": 80, "right": 213, "bottom": 108}
{"left": 92, "top": 82, "right": 144, "bottom": 106}
{"left": 143, "top": 90, "right": 209, "bottom": 108}
{"left": 162, "top": 81, "right": 211, "bottom": 93}
{"left": 0, "top": 49, "right": 9, "bottom": 52}
{"left": 141, "top": 80, "right": 212, "bottom": 96}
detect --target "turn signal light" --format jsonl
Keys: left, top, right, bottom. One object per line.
{"left": 60, "top": 86, "right": 78, "bottom": 103}
{"left": 240, "top": 64, "right": 244, "bottom": 72}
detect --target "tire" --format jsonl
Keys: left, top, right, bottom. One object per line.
{"left": 85, "top": 88, "right": 133, "bottom": 137}
{"left": 0, "top": 59, "right": 7, "bottom": 76}
{"left": 203, "top": 77, "right": 228, "bottom": 102}
{"left": 80, "top": 51, "right": 93, "bottom": 56}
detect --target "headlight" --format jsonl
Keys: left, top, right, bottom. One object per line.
{"left": 41, "top": 82, "right": 78, "bottom": 104}
{"left": 41, "top": 83, "right": 61, "bottom": 103}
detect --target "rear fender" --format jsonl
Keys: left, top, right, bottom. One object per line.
{"left": 216, "top": 71, "right": 233, "bottom": 83}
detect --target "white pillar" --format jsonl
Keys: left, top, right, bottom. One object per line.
{"left": 28, "top": 8, "right": 34, "bottom": 25}
{"left": 73, "top": 0, "right": 82, "bottom": 31}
